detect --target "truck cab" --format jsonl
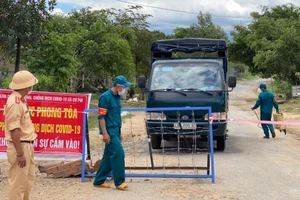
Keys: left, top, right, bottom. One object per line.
{"left": 138, "top": 38, "right": 236, "bottom": 151}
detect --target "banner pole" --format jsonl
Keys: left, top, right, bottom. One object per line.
{"left": 81, "top": 111, "right": 87, "bottom": 183}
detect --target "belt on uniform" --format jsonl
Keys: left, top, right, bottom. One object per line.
{"left": 20, "top": 140, "right": 34, "bottom": 144}
{"left": 9, "top": 140, "right": 34, "bottom": 144}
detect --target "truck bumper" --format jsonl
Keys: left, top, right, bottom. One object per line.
{"left": 146, "top": 120, "right": 227, "bottom": 138}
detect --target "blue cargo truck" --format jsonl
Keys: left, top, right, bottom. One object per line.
{"left": 138, "top": 38, "right": 236, "bottom": 151}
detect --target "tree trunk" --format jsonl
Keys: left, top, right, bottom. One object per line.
{"left": 82, "top": 74, "right": 85, "bottom": 88}
{"left": 70, "top": 77, "right": 79, "bottom": 93}
{"left": 135, "top": 55, "right": 138, "bottom": 78}
{"left": 15, "top": 37, "right": 21, "bottom": 73}
{"left": 99, "top": 80, "right": 107, "bottom": 91}
{"left": 291, "top": 73, "right": 298, "bottom": 86}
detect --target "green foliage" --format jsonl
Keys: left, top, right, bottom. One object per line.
{"left": 1, "top": 76, "right": 12, "bottom": 89}
{"left": 229, "top": 62, "right": 246, "bottom": 76}
{"left": 23, "top": 7, "right": 150, "bottom": 92}
{"left": 87, "top": 117, "right": 98, "bottom": 130}
{"left": 228, "top": 25, "right": 255, "bottom": 69}
{"left": 169, "top": 12, "right": 228, "bottom": 58}
{"left": 24, "top": 32, "right": 80, "bottom": 92}
{"left": 75, "top": 10, "right": 136, "bottom": 85}
{"left": 111, "top": 5, "right": 151, "bottom": 29}
{"left": 229, "top": 3, "right": 300, "bottom": 86}
{"left": 268, "top": 79, "right": 292, "bottom": 98}
{"left": 173, "top": 12, "right": 227, "bottom": 40}
{"left": 0, "top": 0, "right": 57, "bottom": 72}
{"left": 0, "top": 0, "right": 56, "bottom": 45}
{"left": 3, "top": 4, "right": 273, "bottom": 94}
{"left": 33, "top": 74, "right": 55, "bottom": 92}
{"left": 133, "top": 29, "right": 166, "bottom": 78}
{"left": 229, "top": 62, "right": 258, "bottom": 80}
{"left": 0, "top": 64, "right": 9, "bottom": 86}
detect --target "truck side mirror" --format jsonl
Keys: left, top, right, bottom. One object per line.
{"left": 228, "top": 76, "right": 236, "bottom": 88}
{"left": 138, "top": 76, "right": 146, "bottom": 89}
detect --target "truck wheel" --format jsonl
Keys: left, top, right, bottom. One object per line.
{"left": 151, "top": 135, "right": 162, "bottom": 149}
{"left": 216, "top": 136, "right": 226, "bottom": 151}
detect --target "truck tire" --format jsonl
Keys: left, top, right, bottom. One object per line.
{"left": 151, "top": 135, "right": 162, "bottom": 149}
{"left": 216, "top": 136, "right": 226, "bottom": 151}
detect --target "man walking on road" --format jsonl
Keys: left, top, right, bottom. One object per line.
{"left": 5, "top": 70, "right": 38, "bottom": 200}
{"left": 93, "top": 75, "right": 132, "bottom": 190}
{"left": 251, "top": 83, "right": 279, "bottom": 139}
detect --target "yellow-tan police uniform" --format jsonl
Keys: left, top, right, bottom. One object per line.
{"left": 5, "top": 70, "right": 38, "bottom": 200}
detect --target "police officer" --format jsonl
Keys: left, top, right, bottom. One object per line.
{"left": 251, "top": 83, "right": 279, "bottom": 139}
{"left": 93, "top": 75, "right": 132, "bottom": 190}
{"left": 5, "top": 70, "right": 38, "bottom": 200}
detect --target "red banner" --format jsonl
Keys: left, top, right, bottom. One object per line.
{"left": 0, "top": 89, "right": 91, "bottom": 156}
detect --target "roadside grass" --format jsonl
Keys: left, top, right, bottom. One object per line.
{"left": 121, "top": 100, "right": 146, "bottom": 108}
{"left": 87, "top": 93, "right": 146, "bottom": 129}
{"left": 266, "top": 82, "right": 286, "bottom": 101}
{"left": 236, "top": 70, "right": 260, "bottom": 81}
{"left": 87, "top": 117, "right": 99, "bottom": 130}
{"left": 266, "top": 82, "right": 300, "bottom": 115}
{"left": 237, "top": 73, "right": 260, "bottom": 81}
{"left": 276, "top": 98, "right": 300, "bottom": 115}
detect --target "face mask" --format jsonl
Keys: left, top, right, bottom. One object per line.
{"left": 118, "top": 88, "right": 126, "bottom": 96}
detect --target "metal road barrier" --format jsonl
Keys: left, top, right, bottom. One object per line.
{"left": 81, "top": 106, "right": 216, "bottom": 183}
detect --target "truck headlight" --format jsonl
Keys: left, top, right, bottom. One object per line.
{"left": 204, "top": 112, "right": 226, "bottom": 121}
{"left": 146, "top": 112, "right": 166, "bottom": 120}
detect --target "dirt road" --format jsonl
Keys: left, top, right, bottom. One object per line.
{"left": 1, "top": 78, "right": 300, "bottom": 200}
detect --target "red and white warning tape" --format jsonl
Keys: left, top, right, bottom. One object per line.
{"left": 0, "top": 109, "right": 298, "bottom": 126}
{"left": 214, "top": 118, "right": 299, "bottom": 126}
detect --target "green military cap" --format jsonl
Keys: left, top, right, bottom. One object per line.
{"left": 259, "top": 83, "right": 267, "bottom": 89}
{"left": 113, "top": 75, "right": 132, "bottom": 87}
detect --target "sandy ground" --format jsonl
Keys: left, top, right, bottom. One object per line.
{"left": 1, "top": 78, "right": 300, "bottom": 200}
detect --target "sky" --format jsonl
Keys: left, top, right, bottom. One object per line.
{"left": 51, "top": 0, "right": 300, "bottom": 37}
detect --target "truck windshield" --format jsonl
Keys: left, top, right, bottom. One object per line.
{"left": 150, "top": 62, "right": 224, "bottom": 91}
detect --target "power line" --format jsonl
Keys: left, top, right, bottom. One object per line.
{"left": 117, "top": 0, "right": 251, "bottom": 19}
{"left": 117, "top": 0, "right": 198, "bottom": 15}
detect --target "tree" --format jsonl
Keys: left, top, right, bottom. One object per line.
{"left": 24, "top": 32, "right": 81, "bottom": 92}
{"left": 109, "top": 5, "right": 163, "bottom": 78}
{"left": 133, "top": 29, "right": 165, "bottom": 78}
{"left": 229, "top": 3, "right": 300, "bottom": 85}
{"left": 23, "top": 7, "right": 138, "bottom": 92}
{"left": 0, "top": 0, "right": 57, "bottom": 73}
{"left": 78, "top": 19, "right": 135, "bottom": 90}
{"left": 111, "top": 5, "right": 151, "bottom": 29}
{"left": 173, "top": 12, "right": 228, "bottom": 39}
{"left": 228, "top": 62, "right": 248, "bottom": 77}
{"left": 228, "top": 25, "right": 256, "bottom": 71}
{"left": 0, "top": 42, "right": 11, "bottom": 86}
{"left": 69, "top": 7, "right": 137, "bottom": 91}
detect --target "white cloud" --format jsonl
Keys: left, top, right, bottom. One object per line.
{"left": 56, "top": 0, "right": 300, "bottom": 34}
{"left": 52, "top": 8, "right": 64, "bottom": 14}
{"left": 50, "top": 8, "right": 69, "bottom": 16}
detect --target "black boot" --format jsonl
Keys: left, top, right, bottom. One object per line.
{"left": 271, "top": 131, "right": 276, "bottom": 138}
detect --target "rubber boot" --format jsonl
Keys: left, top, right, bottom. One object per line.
{"left": 271, "top": 131, "right": 276, "bottom": 138}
